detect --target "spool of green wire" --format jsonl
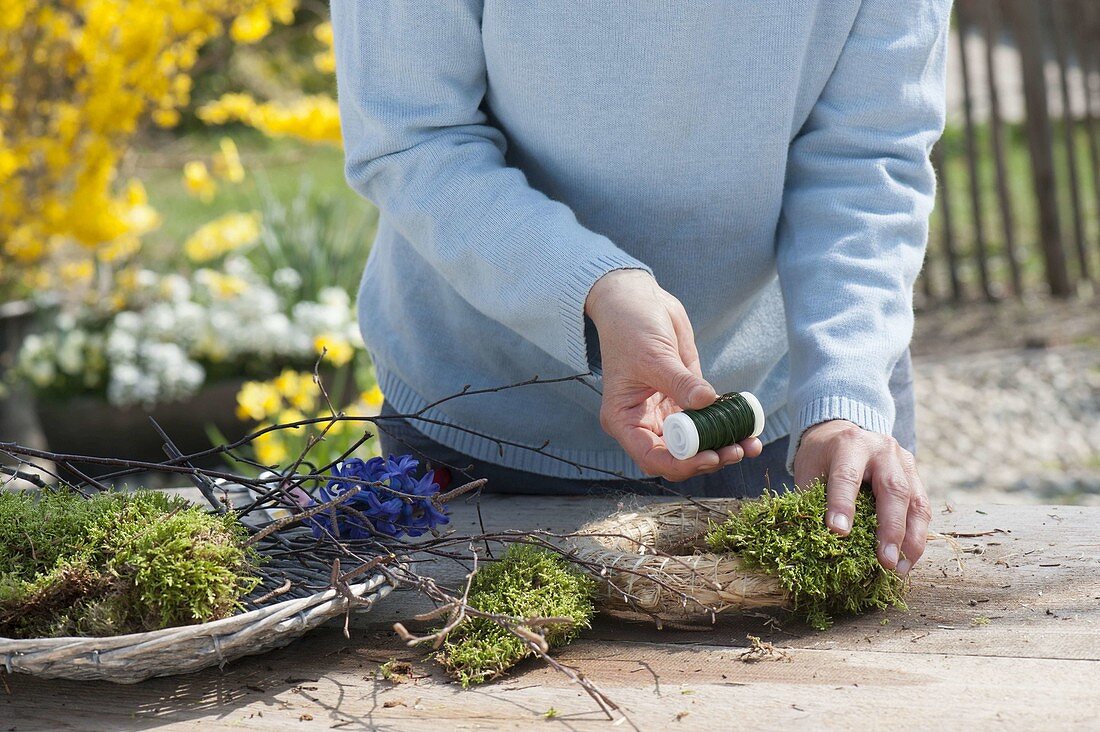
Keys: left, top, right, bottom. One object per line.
{"left": 662, "top": 391, "right": 765, "bottom": 460}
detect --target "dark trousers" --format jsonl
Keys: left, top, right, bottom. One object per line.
{"left": 377, "top": 351, "right": 916, "bottom": 498}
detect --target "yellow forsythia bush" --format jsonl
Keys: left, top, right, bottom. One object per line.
{"left": 0, "top": 0, "right": 297, "bottom": 298}
{"left": 198, "top": 22, "right": 341, "bottom": 146}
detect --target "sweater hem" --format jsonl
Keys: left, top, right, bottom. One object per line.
{"left": 376, "top": 367, "right": 792, "bottom": 482}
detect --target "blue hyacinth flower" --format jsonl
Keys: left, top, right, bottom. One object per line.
{"left": 307, "top": 454, "right": 450, "bottom": 540}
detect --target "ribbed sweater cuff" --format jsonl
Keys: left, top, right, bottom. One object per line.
{"left": 785, "top": 395, "right": 894, "bottom": 475}
{"left": 558, "top": 254, "right": 652, "bottom": 374}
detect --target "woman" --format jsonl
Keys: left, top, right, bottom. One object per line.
{"left": 331, "top": 1, "right": 948, "bottom": 575}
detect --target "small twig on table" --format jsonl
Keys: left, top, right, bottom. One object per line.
{"left": 250, "top": 579, "right": 293, "bottom": 605}
{"left": 942, "top": 529, "right": 1010, "bottom": 538}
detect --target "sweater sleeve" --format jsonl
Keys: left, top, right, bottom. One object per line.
{"left": 777, "top": 0, "right": 950, "bottom": 470}
{"left": 330, "top": 0, "right": 650, "bottom": 374}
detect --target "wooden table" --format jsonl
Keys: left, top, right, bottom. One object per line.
{"left": 4, "top": 497, "right": 1099, "bottom": 730}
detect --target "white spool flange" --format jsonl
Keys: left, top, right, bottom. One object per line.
{"left": 662, "top": 391, "right": 766, "bottom": 460}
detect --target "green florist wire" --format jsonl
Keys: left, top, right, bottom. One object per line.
{"left": 662, "top": 391, "right": 765, "bottom": 460}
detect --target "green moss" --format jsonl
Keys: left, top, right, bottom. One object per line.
{"left": 0, "top": 490, "right": 258, "bottom": 638}
{"left": 705, "top": 479, "right": 907, "bottom": 630}
{"left": 436, "top": 544, "right": 595, "bottom": 687}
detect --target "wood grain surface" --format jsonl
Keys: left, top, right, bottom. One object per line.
{"left": 4, "top": 498, "right": 1098, "bottom": 731}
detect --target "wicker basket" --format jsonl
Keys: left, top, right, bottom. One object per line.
{"left": 0, "top": 529, "right": 396, "bottom": 683}
{"left": 571, "top": 499, "right": 788, "bottom": 626}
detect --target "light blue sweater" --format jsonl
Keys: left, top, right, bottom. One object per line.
{"left": 332, "top": 1, "right": 949, "bottom": 480}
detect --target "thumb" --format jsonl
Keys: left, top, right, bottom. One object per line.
{"left": 650, "top": 355, "right": 716, "bottom": 410}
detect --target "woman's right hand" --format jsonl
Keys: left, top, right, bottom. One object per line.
{"left": 584, "top": 269, "right": 763, "bottom": 481}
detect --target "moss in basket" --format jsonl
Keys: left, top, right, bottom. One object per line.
{"left": 705, "top": 479, "right": 908, "bottom": 630}
{"left": 0, "top": 489, "right": 258, "bottom": 638}
{"left": 437, "top": 544, "right": 595, "bottom": 687}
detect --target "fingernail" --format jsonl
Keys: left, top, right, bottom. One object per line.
{"left": 689, "top": 385, "right": 711, "bottom": 405}
{"left": 830, "top": 513, "right": 850, "bottom": 533}
{"left": 896, "top": 558, "right": 912, "bottom": 576}
{"left": 883, "top": 543, "right": 899, "bottom": 565}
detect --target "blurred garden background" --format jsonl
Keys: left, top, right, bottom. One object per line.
{"left": 1, "top": 0, "right": 1098, "bottom": 505}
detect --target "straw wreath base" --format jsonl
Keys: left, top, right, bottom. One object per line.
{"left": 0, "top": 573, "right": 394, "bottom": 683}
{"left": 571, "top": 499, "right": 788, "bottom": 625}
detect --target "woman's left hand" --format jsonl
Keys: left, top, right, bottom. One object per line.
{"left": 793, "top": 420, "right": 931, "bottom": 576}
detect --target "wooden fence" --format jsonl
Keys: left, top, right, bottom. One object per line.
{"left": 921, "top": 0, "right": 1100, "bottom": 305}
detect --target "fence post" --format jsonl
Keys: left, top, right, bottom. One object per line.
{"left": 956, "top": 2, "right": 995, "bottom": 300}
{"left": 983, "top": 0, "right": 1023, "bottom": 297}
{"left": 1049, "top": 0, "right": 1090, "bottom": 281}
{"left": 932, "top": 142, "right": 964, "bottom": 302}
{"left": 1004, "top": 0, "right": 1073, "bottom": 297}
{"left": 1071, "top": 0, "right": 1100, "bottom": 265}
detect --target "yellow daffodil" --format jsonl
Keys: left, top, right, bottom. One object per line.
{"left": 213, "top": 137, "right": 245, "bottom": 183}
{"left": 253, "top": 429, "right": 290, "bottom": 466}
{"left": 314, "top": 333, "right": 355, "bottom": 367}
{"left": 236, "top": 380, "right": 283, "bottom": 422}
{"left": 183, "top": 160, "right": 217, "bottom": 202}
{"left": 184, "top": 211, "right": 261, "bottom": 263}
{"left": 360, "top": 385, "right": 384, "bottom": 409}
{"left": 274, "top": 369, "right": 318, "bottom": 412}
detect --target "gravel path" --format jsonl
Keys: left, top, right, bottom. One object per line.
{"left": 915, "top": 345, "right": 1100, "bottom": 506}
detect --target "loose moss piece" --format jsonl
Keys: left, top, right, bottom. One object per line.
{"left": 0, "top": 490, "right": 258, "bottom": 638}
{"left": 705, "top": 479, "right": 907, "bottom": 630}
{"left": 436, "top": 544, "right": 595, "bottom": 687}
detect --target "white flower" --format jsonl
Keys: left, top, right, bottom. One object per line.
{"left": 19, "top": 334, "right": 48, "bottom": 360}
{"left": 135, "top": 268, "right": 158, "bottom": 289}
{"left": 56, "top": 312, "right": 77, "bottom": 332}
{"left": 161, "top": 273, "right": 192, "bottom": 303}
{"left": 144, "top": 303, "right": 177, "bottom": 338}
{"left": 56, "top": 331, "right": 87, "bottom": 376}
{"left": 106, "top": 329, "right": 139, "bottom": 362}
{"left": 224, "top": 255, "right": 253, "bottom": 278}
{"left": 107, "top": 362, "right": 142, "bottom": 406}
{"left": 114, "top": 311, "right": 142, "bottom": 333}
{"left": 273, "top": 267, "right": 302, "bottom": 290}
{"left": 318, "top": 286, "right": 350, "bottom": 310}
{"left": 27, "top": 358, "right": 56, "bottom": 389}
{"left": 172, "top": 301, "right": 206, "bottom": 345}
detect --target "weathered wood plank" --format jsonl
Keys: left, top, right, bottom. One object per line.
{"left": 5, "top": 629, "right": 1098, "bottom": 730}
{"left": 360, "top": 499, "right": 1100, "bottom": 661}
{"left": 3, "top": 501, "right": 1098, "bottom": 731}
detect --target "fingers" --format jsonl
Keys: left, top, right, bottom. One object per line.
{"left": 714, "top": 438, "right": 762, "bottom": 467}
{"left": 619, "top": 424, "right": 720, "bottom": 481}
{"left": 823, "top": 441, "right": 869, "bottom": 536}
{"left": 739, "top": 437, "right": 763, "bottom": 459}
{"left": 649, "top": 354, "right": 716, "bottom": 411}
{"left": 793, "top": 421, "right": 930, "bottom": 575}
{"left": 897, "top": 453, "right": 930, "bottom": 576}
{"left": 868, "top": 446, "right": 910, "bottom": 570}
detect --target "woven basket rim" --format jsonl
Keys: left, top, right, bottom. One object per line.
{"left": 0, "top": 572, "right": 390, "bottom": 652}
